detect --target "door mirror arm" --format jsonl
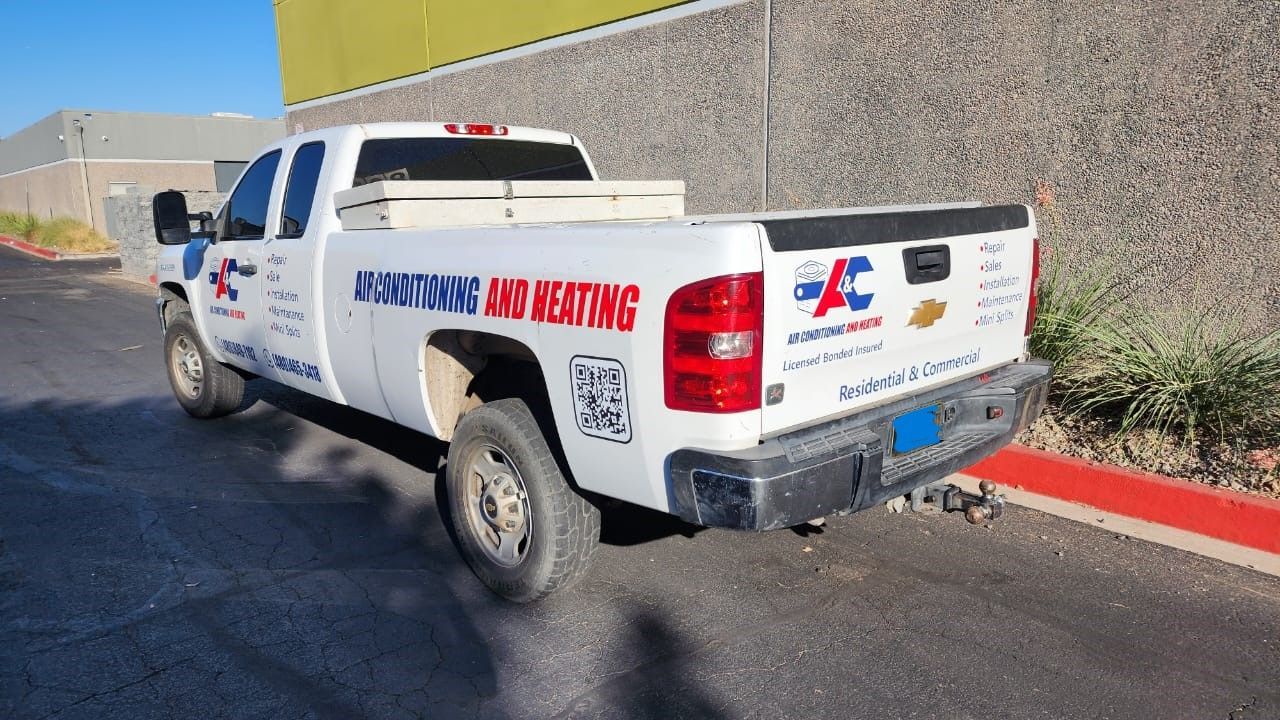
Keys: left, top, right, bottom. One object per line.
{"left": 187, "top": 211, "right": 218, "bottom": 244}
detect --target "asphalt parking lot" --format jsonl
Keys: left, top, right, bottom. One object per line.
{"left": 1, "top": 246, "right": 1278, "bottom": 720}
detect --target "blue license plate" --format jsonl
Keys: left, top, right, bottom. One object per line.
{"left": 891, "top": 404, "right": 943, "bottom": 455}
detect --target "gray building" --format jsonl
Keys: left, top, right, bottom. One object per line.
{"left": 0, "top": 110, "right": 284, "bottom": 232}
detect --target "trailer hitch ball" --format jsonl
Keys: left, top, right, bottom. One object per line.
{"left": 965, "top": 479, "right": 1005, "bottom": 524}
{"left": 957, "top": 479, "right": 1004, "bottom": 524}
{"left": 965, "top": 504, "right": 993, "bottom": 525}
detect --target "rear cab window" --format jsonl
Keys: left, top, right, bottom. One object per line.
{"left": 353, "top": 138, "right": 592, "bottom": 186}
{"left": 280, "top": 142, "right": 325, "bottom": 238}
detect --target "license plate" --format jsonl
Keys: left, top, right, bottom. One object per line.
{"left": 891, "top": 404, "right": 943, "bottom": 455}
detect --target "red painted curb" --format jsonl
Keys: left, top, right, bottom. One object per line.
{"left": 0, "top": 234, "right": 60, "bottom": 260}
{"left": 966, "top": 444, "right": 1280, "bottom": 554}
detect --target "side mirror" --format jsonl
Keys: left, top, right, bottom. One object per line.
{"left": 153, "top": 191, "right": 192, "bottom": 245}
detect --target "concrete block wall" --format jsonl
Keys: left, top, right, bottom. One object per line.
{"left": 287, "top": 0, "right": 1278, "bottom": 327}
{"left": 107, "top": 187, "right": 224, "bottom": 283}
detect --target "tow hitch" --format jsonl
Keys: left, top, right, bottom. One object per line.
{"left": 905, "top": 479, "right": 1005, "bottom": 524}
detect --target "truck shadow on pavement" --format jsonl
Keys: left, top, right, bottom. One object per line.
{"left": 0, "top": 385, "right": 727, "bottom": 720}
{"left": 247, "top": 380, "right": 708, "bottom": 549}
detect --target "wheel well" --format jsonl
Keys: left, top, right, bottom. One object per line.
{"left": 424, "top": 330, "right": 547, "bottom": 442}
{"left": 159, "top": 282, "right": 189, "bottom": 324}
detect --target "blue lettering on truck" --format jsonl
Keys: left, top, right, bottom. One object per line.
{"left": 268, "top": 351, "right": 322, "bottom": 383}
{"left": 213, "top": 336, "right": 257, "bottom": 362}
{"left": 837, "top": 349, "right": 982, "bottom": 402}
{"left": 352, "top": 270, "right": 480, "bottom": 316}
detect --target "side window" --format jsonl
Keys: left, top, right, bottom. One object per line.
{"left": 279, "top": 142, "right": 325, "bottom": 238}
{"left": 224, "top": 150, "right": 281, "bottom": 239}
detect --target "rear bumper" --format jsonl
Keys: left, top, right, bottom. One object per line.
{"left": 667, "top": 360, "right": 1052, "bottom": 530}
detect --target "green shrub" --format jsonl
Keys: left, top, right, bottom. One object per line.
{"left": 1029, "top": 253, "right": 1123, "bottom": 374}
{"left": 0, "top": 212, "right": 115, "bottom": 253}
{"left": 0, "top": 211, "right": 42, "bottom": 241}
{"left": 1066, "top": 313, "right": 1280, "bottom": 444}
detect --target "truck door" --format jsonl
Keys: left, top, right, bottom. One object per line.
{"left": 258, "top": 141, "right": 332, "bottom": 398}
{"left": 199, "top": 150, "right": 280, "bottom": 375}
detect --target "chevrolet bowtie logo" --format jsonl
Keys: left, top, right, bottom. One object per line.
{"left": 908, "top": 299, "right": 947, "bottom": 329}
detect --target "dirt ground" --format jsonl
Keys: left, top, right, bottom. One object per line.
{"left": 1019, "top": 404, "right": 1280, "bottom": 500}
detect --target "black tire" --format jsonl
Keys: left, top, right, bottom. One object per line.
{"left": 446, "top": 398, "right": 600, "bottom": 602}
{"left": 163, "top": 312, "right": 245, "bottom": 418}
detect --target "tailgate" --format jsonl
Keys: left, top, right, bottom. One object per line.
{"left": 758, "top": 204, "right": 1036, "bottom": 436}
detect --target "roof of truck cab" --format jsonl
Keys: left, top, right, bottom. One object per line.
{"left": 353, "top": 122, "right": 580, "bottom": 146}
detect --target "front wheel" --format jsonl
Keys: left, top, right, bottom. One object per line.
{"left": 446, "top": 398, "right": 600, "bottom": 602}
{"left": 164, "top": 312, "right": 245, "bottom": 418}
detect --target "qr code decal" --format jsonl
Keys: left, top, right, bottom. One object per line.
{"left": 570, "top": 356, "right": 632, "bottom": 443}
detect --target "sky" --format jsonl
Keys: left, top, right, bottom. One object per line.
{"left": 0, "top": 0, "right": 284, "bottom": 137}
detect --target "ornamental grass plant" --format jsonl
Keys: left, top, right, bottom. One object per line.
{"left": 0, "top": 211, "right": 116, "bottom": 253}
{"left": 1029, "top": 244, "right": 1280, "bottom": 448}
{"left": 37, "top": 217, "right": 117, "bottom": 253}
{"left": 1028, "top": 254, "right": 1123, "bottom": 376}
{"left": 0, "top": 211, "right": 42, "bottom": 242}
{"left": 1064, "top": 314, "right": 1280, "bottom": 445}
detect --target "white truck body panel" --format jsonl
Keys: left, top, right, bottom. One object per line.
{"left": 155, "top": 121, "right": 1046, "bottom": 524}
{"left": 681, "top": 201, "right": 982, "bottom": 224}
{"left": 757, "top": 221, "right": 1035, "bottom": 436}
{"left": 317, "top": 220, "right": 762, "bottom": 510}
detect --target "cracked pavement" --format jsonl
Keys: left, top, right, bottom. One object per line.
{"left": 1, "top": 247, "right": 1278, "bottom": 719}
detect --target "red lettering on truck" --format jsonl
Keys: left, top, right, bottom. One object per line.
{"left": 493, "top": 278, "right": 639, "bottom": 332}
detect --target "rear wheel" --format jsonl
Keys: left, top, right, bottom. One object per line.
{"left": 446, "top": 398, "right": 600, "bottom": 602}
{"left": 164, "top": 312, "right": 244, "bottom": 418}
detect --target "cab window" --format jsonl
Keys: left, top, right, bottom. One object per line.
{"left": 279, "top": 143, "right": 325, "bottom": 238}
{"left": 353, "top": 138, "right": 592, "bottom": 186}
{"left": 223, "top": 150, "right": 281, "bottom": 239}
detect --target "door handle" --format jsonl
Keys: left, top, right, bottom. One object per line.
{"left": 915, "top": 250, "right": 946, "bottom": 270}
{"left": 237, "top": 263, "right": 258, "bottom": 277}
{"left": 902, "top": 245, "right": 951, "bottom": 284}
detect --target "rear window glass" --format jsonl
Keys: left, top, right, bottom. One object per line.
{"left": 280, "top": 142, "right": 325, "bottom": 237}
{"left": 353, "top": 138, "right": 592, "bottom": 186}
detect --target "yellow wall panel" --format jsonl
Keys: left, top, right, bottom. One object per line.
{"left": 275, "top": 0, "right": 430, "bottom": 105}
{"left": 424, "top": 0, "right": 689, "bottom": 68}
{"left": 275, "top": 0, "right": 694, "bottom": 104}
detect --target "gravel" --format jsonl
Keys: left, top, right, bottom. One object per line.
{"left": 1017, "top": 404, "right": 1280, "bottom": 500}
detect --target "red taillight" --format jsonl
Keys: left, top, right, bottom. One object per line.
{"left": 444, "top": 123, "right": 508, "bottom": 136}
{"left": 1025, "top": 236, "right": 1041, "bottom": 336}
{"left": 664, "top": 272, "right": 763, "bottom": 413}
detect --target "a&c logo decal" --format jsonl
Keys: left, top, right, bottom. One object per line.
{"left": 209, "top": 258, "right": 238, "bottom": 301}
{"left": 793, "top": 257, "right": 874, "bottom": 317}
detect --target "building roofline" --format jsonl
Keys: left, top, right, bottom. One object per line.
{"left": 53, "top": 108, "right": 284, "bottom": 122}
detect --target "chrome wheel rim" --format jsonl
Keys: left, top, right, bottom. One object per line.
{"left": 463, "top": 443, "right": 532, "bottom": 568}
{"left": 170, "top": 334, "right": 204, "bottom": 399}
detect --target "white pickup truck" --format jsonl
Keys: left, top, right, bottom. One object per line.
{"left": 152, "top": 122, "right": 1050, "bottom": 601}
